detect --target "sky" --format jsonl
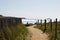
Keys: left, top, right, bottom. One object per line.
{"left": 0, "top": 0, "right": 60, "bottom": 20}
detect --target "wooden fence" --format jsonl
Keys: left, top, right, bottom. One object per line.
{"left": 39, "top": 18, "right": 60, "bottom": 40}
{"left": 0, "top": 17, "right": 22, "bottom": 29}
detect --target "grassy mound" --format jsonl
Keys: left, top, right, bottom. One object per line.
{"left": 0, "top": 24, "right": 28, "bottom": 40}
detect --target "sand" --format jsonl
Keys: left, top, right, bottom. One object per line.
{"left": 27, "top": 25, "right": 49, "bottom": 40}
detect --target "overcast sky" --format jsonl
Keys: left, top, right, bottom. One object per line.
{"left": 0, "top": 0, "right": 60, "bottom": 20}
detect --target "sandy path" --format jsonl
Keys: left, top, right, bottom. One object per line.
{"left": 27, "top": 25, "right": 49, "bottom": 40}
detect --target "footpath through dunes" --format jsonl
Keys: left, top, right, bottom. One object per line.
{"left": 27, "top": 25, "right": 49, "bottom": 40}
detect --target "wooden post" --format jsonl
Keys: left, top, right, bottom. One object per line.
{"left": 4, "top": 18, "right": 7, "bottom": 27}
{"left": 5, "top": 18, "right": 8, "bottom": 27}
{"left": 41, "top": 20, "right": 42, "bottom": 27}
{"left": 11, "top": 18, "right": 13, "bottom": 26}
{"left": 0, "top": 18, "right": 3, "bottom": 29}
{"left": 43, "top": 19, "right": 46, "bottom": 33}
{"left": 15, "top": 18, "right": 17, "bottom": 25}
{"left": 37, "top": 19, "right": 39, "bottom": 24}
{"left": 54, "top": 18, "right": 58, "bottom": 40}
{"left": 50, "top": 19, "right": 52, "bottom": 32}
{"left": 19, "top": 18, "right": 22, "bottom": 23}
{"left": 0, "top": 18, "right": 1, "bottom": 29}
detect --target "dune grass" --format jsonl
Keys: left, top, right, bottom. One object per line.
{"left": 35, "top": 22, "right": 60, "bottom": 40}
{"left": 0, "top": 24, "right": 29, "bottom": 40}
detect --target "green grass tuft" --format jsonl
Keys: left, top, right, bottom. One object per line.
{"left": 0, "top": 24, "right": 29, "bottom": 40}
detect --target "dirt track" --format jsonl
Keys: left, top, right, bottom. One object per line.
{"left": 27, "top": 25, "right": 49, "bottom": 40}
